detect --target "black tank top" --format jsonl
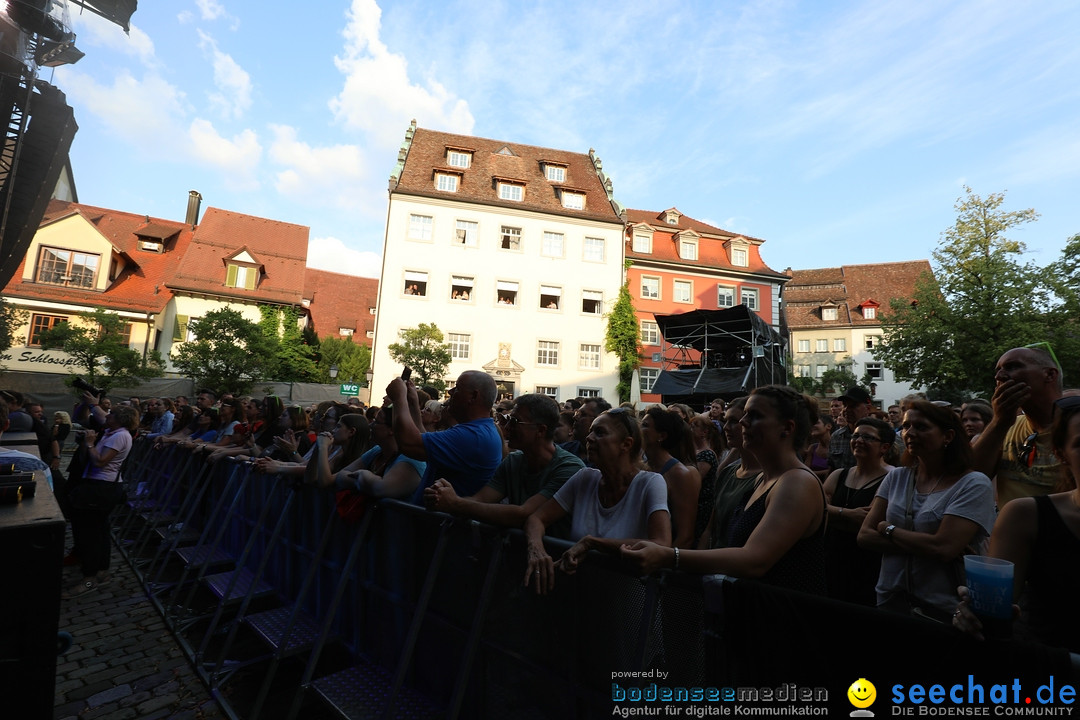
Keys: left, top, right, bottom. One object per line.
{"left": 727, "top": 472, "right": 827, "bottom": 596}
{"left": 1027, "top": 495, "right": 1080, "bottom": 651}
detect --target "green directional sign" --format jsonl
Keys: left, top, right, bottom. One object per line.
{"left": 340, "top": 383, "right": 360, "bottom": 396}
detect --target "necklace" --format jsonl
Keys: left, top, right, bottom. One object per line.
{"left": 916, "top": 470, "right": 944, "bottom": 495}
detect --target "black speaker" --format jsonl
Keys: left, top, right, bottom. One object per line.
{"left": 0, "top": 487, "right": 65, "bottom": 719}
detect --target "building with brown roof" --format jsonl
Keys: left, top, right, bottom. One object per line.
{"left": 303, "top": 268, "right": 379, "bottom": 343}
{"left": 783, "top": 260, "right": 934, "bottom": 407}
{"left": 0, "top": 194, "right": 322, "bottom": 377}
{"left": 371, "top": 121, "right": 626, "bottom": 400}
{"left": 624, "top": 207, "right": 788, "bottom": 402}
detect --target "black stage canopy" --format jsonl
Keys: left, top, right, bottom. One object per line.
{"left": 649, "top": 305, "right": 787, "bottom": 399}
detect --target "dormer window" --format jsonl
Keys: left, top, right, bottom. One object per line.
{"left": 36, "top": 247, "right": 100, "bottom": 288}
{"left": 225, "top": 249, "right": 261, "bottom": 290}
{"left": 560, "top": 191, "right": 585, "bottom": 210}
{"left": 822, "top": 305, "right": 838, "bottom": 321}
{"left": 226, "top": 263, "right": 258, "bottom": 290}
{"left": 679, "top": 239, "right": 698, "bottom": 261}
{"left": 632, "top": 228, "right": 653, "bottom": 254}
{"left": 137, "top": 239, "right": 163, "bottom": 253}
{"left": 663, "top": 209, "right": 681, "bottom": 225}
{"left": 446, "top": 149, "right": 472, "bottom": 168}
{"left": 435, "top": 172, "right": 460, "bottom": 192}
{"left": 731, "top": 247, "right": 748, "bottom": 267}
{"left": 498, "top": 181, "right": 524, "bottom": 202}
{"left": 544, "top": 163, "right": 567, "bottom": 182}
{"left": 339, "top": 327, "right": 354, "bottom": 337}
{"left": 864, "top": 306, "right": 877, "bottom": 320}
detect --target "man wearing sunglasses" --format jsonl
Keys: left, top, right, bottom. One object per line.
{"left": 974, "top": 345, "right": 1063, "bottom": 506}
{"left": 424, "top": 394, "right": 584, "bottom": 536}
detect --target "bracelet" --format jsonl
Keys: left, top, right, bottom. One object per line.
{"left": 836, "top": 506, "right": 842, "bottom": 518}
{"left": 673, "top": 546, "right": 680, "bottom": 570}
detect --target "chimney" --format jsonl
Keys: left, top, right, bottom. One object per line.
{"left": 185, "top": 190, "right": 202, "bottom": 227}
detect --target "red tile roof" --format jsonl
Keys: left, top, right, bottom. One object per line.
{"left": 167, "top": 207, "right": 309, "bottom": 305}
{"left": 303, "top": 268, "right": 379, "bottom": 342}
{"left": 623, "top": 208, "right": 785, "bottom": 278}
{"left": 392, "top": 127, "right": 623, "bottom": 225}
{"left": 784, "top": 260, "right": 933, "bottom": 329}
{"left": 2, "top": 200, "right": 194, "bottom": 314}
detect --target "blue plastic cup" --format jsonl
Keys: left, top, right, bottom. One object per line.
{"left": 964, "top": 555, "right": 1013, "bottom": 639}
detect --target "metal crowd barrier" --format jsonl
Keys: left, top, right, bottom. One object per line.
{"left": 114, "top": 438, "right": 1080, "bottom": 719}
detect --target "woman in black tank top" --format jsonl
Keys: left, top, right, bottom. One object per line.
{"left": 622, "top": 386, "right": 827, "bottom": 595}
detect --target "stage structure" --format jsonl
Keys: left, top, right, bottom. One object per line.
{"left": 0, "top": 1, "right": 137, "bottom": 288}
{"left": 649, "top": 305, "right": 787, "bottom": 403}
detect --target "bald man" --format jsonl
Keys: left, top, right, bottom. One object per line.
{"left": 973, "top": 346, "right": 1063, "bottom": 506}
{"left": 386, "top": 370, "right": 503, "bottom": 505}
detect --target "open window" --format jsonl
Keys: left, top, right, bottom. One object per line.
{"left": 581, "top": 290, "right": 603, "bottom": 315}
{"left": 450, "top": 275, "right": 474, "bottom": 302}
{"left": 403, "top": 271, "right": 428, "bottom": 296}
{"left": 496, "top": 281, "right": 518, "bottom": 305}
{"left": 540, "top": 285, "right": 561, "bottom": 310}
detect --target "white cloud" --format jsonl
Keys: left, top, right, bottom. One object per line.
{"left": 177, "top": 10, "right": 194, "bottom": 24}
{"left": 268, "top": 125, "right": 374, "bottom": 213}
{"left": 196, "top": 0, "right": 226, "bottom": 21}
{"left": 307, "top": 236, "right": 382, "bottom": 278}
{"left": 197, "top": 30, "right": 252, "bottom": 119}
{"left": 329, "top": 0, "right": 473, "bottom": 147}
{"left": 56, "top": 68, "right": 187, "bottom": 151}
{"left": 66, "top": 12, "right": 156, "bottom": 64}
{"left": 188, "top": 119, "right": 262, "bottom": 190}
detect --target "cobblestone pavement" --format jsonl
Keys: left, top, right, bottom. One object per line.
{"left": 55, "top": 530, "right": 225, "bottom": 720}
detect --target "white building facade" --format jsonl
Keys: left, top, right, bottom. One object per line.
{"left": 371, "top": 123, "right": 626, "bottom": 401}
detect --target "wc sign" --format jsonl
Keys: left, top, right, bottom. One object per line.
{"left": 339, "top": 383, "right": 360, "bottom": 396}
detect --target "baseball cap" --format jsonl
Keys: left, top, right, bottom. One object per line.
{"left": 838, "top": 387, "right": 871, "bottom": 405}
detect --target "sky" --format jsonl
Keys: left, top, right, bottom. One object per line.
{"left": 39, "top": 0, "right": 1080, "bottom": 279}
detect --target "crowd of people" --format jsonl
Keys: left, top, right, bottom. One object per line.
{"left": 33, "top": 342, "right": 1080, "bottom": 653}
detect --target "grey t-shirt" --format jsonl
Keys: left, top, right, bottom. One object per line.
{"left": 553, "top": 468, "right": 669, "bottom": 542}
{"left": 486, "top": 446, "right": 584, "bottom": 506}
{"left": 874, "top": 467, "right": 996, "bottom": 613}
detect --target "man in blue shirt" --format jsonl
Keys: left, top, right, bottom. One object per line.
{"left": 386, "top": 370, "right": 503, "bottom": 505}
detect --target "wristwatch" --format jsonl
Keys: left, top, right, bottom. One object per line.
{"left": 884, "top": 524, "right": 897, "bottom": 539}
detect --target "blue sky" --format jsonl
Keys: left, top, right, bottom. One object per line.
{"left": 44, "top": 0, "right": 1080, "bottom": 278}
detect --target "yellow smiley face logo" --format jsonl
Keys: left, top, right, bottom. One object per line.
{"left": 847, "top": 678, "right": 876, "bottom": 709}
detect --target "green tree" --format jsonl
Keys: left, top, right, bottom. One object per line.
{"left": 874, "top": 187, "right": 1047, "bottom": 399}
{"left": 37, "top": 307, "right": 164, "bottom": 390}
{"left": 172, "top": 307, "right": 274, "bottom": 393}
{"left": 0, "top": 298, "right": 27, "bottom": 354}
{"left": 605, "top": 278, "right": 641, "bottom": 403}
{"left": 258, "top": 305, "right": 319, "bottom": 382}
{"left": 387, "top": 323, "right": 451, "bottom": 392}
{"left": 317, "top": 337, "right": 371, "bottom": 384}
{"left": 1044, "top": 233, "right": 1080, "bottom": 386}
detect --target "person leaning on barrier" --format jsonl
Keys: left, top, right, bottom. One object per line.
{"left": 621, "top": 386, "right": 828, "bottom": 596}
{"left": 386, "top": 370, "right": 503, "bottom": 505}
{"left": 524, "top": 408, "right": 671, "bottom": 595}
{"left": 424, "top": 393, "right": 584, "bottom": 535}
{"left": 324, "top": 403, "right": 425, "bottom": 499}
{"left": 303, "top": 413, "right": 370, "bottom": 488}
{"left": 953, "top": 396, "right": 1080, "bottom": 649}
{"left": 857, "top": 401, "right": 995, "bottom": 620}
{"left": 641, "top": 406, "right": 701, "bottom": 549}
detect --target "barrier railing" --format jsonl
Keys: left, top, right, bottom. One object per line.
{"left": 116, "top": 438, "right": 1079, "bottom": 719}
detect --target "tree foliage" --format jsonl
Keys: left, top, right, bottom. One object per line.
{"left": 316, "top": 337, "right": 371, "bottom": 384}
{"left": 605, "top": 281, "right": 641, "bottom": 403}
{"left": 37, "top": 307, "right": 164, "bottom": 390}
{"left": 172, "top": 307, "right": 274, "bottom": 394}
{"left": 874, "top": 187, "right": 1078, "bottom": 399}
{"left": 258, "top": 305, "right": 319, "bottom": 382}
{"left": 387, "top": 323, "right": 451, "bottom": 392}
{"left": 0, "top": 298, "right": 27, "bottom": 354}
